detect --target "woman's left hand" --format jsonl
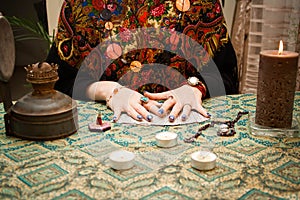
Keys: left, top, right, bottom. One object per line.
{"left": 144, "top": 85, "right": 210, "bottom": 122}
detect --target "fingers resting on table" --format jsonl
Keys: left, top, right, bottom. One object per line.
{"left": 107, "top": 87, "right": 156, "bottom": 122}
{"left": 107, "top": 85, "right": 210, "bottom": 123}
{"left": 144, "top": 85, "right": 210, "bottom": 122}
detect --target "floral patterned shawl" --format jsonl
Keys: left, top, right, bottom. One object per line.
{"left": 47, "top": 0, "right": 238, "bottom": 99}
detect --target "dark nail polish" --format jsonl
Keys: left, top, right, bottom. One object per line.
{"left": 207, "top": 113, "right": 212, "bottom": 117}
{"left": 146, "top": 115, "right": 153, "bottom": 122}
{"left": 169, "top": 115, "right": 175, "bottom": 122}
{"left": 158, "top": 109, "right": 164, "bottom": 115}
{"left": 137, "top": 114, "right": 143, "bottom": 120}
{"left": 113, "top": 116, "right": 117, "bottom": 122}
{"left": 181, "top": 114, "right": 187, "bottom": 121}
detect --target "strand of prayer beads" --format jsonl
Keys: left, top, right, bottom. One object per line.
{"left": 184, "top": 111, "right": 249, "bottom": 143}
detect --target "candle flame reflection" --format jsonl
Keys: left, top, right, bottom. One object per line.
{"left": 278, "top": 40, "right": 283, "bottom": 55}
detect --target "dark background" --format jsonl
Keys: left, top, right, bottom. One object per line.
{"left": 1, "top": 0, "right": 49, "bottom": 100}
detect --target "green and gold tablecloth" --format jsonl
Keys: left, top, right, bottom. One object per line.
{"left": 1, "top": 93, "right": 299, "bottom": 199}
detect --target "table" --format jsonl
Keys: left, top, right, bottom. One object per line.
{"left": 0, "top": 93, "right": 299, "bottom": 199}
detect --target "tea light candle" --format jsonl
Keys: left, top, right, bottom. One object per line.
{"left": 109, "top": 150, "right": 135, "bottom": 170}
{"left": 191, "top": 151, "right": 217, "bottom": 171}
{"left": 255, "top": 40, "right": 299, "bottom": 128}
{"left": 155, "top": 132, "right": 178, "bottom": 148}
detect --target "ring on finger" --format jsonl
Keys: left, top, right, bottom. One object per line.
{"left": 140, "top": 96, "right": 149, "bottom": 104}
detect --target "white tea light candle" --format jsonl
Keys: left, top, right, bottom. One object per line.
{"left": 109, "top": 150, "right": 135, "bottom": 170}
{"left": 191, "top": 151, "right": 217, "bottom": 170}
{"left": 155, "top": 131, "right": 178, "bottom": 148}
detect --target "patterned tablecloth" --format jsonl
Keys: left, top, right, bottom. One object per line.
{"left": 0, "top": 93, "right": 299, "bottom": 199}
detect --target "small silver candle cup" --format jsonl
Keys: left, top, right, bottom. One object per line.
{"left": 155, "top": 131, "right": 178, "bottom": 148}
{"left": 109, "top": 150, "right": 135, "bottom": 170}
{"left": 191, "top": 151, "right": 217, "bottom": 171}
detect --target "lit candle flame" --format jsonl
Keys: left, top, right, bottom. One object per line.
{"left": 278, "top": 40, "right": 283, "bottom": 55}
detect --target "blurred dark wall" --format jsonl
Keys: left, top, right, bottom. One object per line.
{"left": 0, "top": 0, "right": 48, "bottom": 100}
{"left": 1, "top": 0, "right": 49, "bottom": 66}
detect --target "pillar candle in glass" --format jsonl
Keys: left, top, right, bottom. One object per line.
{"left": 255, "top": 41, "right": 299, "bottom": 128}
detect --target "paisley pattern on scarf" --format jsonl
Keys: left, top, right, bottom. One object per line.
{"left": 55, "top": 0, "right": 229, "bottom": 93}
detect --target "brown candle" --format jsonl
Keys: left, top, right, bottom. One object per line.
{"left": 255, "top": 41, "right": 299, "bottom": 128}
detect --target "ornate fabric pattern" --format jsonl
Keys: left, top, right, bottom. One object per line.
{"left": 0, "top": 93, "right": 299, "bottom": 199}
{"left": 55, "top": 0, "right": 229, "bottom": 93}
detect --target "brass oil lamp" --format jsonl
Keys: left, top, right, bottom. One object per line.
{"left": 0, "top": 13, "right": 78, "bottom": 140}
{"left": 4, "top": 62, "right": 78, "bottom": 140}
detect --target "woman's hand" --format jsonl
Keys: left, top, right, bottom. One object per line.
{"left": 107, "top": 86, "right": 161, "bottom": 122}
{"left": 144, "top": 85, "right": 210, "bottom": 122}
{"left": 87, "top": 81, "right": 162, "bottom": 122}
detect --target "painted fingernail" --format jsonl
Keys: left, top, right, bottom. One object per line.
{"left": 113, "top": 116, "right": 117, "bottom": 122}
{"left": 207, "top": 113, "right": 212, "bottom": 117}
{"left": 181, "top": 114, "right": 187, "bottom": 121}
{"left": 137, "top": 114, "right": 143, "bottom": 120}
{"left": 146, "top": 115, "right": 153, "bottom": 122}
{"left": 169, "top": 115, "right": 175, "bottom": 122}
{"left": 158, "top": 108, "right": 164, "bottom": 115}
